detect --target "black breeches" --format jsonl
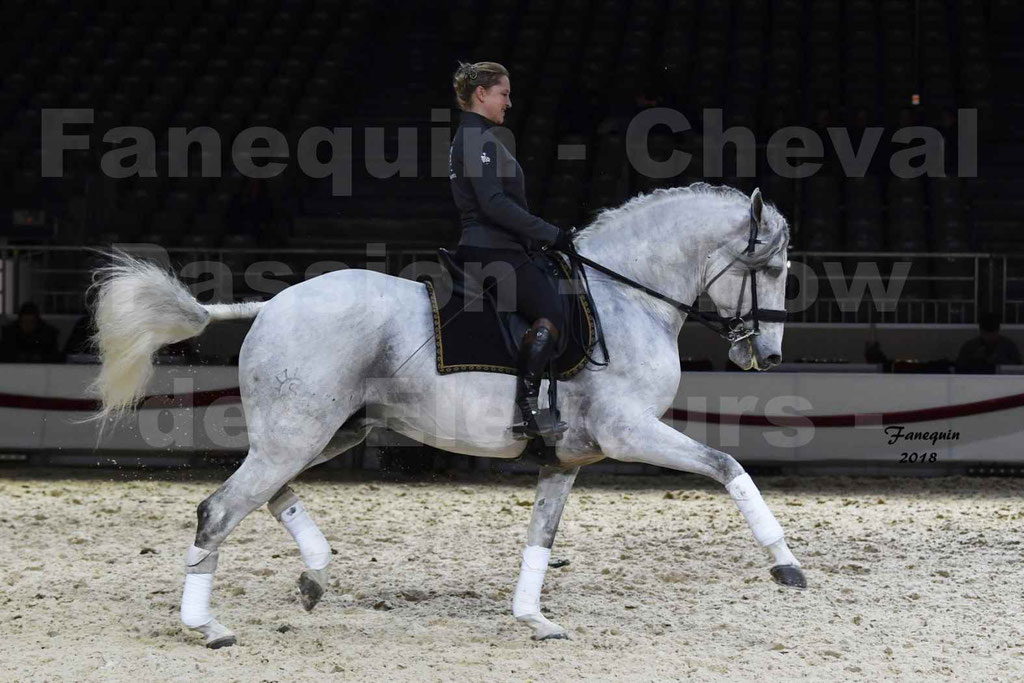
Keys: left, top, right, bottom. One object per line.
{"left": 452, "top": 245, "right": 567, "bottom": 334}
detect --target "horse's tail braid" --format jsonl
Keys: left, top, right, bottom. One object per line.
{"left": 87, "top": 249, "right": 264, "bottom": 422}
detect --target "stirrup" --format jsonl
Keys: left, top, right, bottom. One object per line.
{"left": 511, "top": 408, "right": 568, "bottom": 441}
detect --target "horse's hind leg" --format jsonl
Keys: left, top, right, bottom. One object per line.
{"left": 266, "top": 487, "right": 331, "bottom": 611}
{"left": 180, "top": 446, "right": 316, "bottom": 648}
{"left": 266, "top": 418, "right": 372, "bottom": 611}
{"left": 513, "top": 465, "right": 579, "bottom": 640}
{"left": 598, "top": 416, "right": 806, "bottom": 589}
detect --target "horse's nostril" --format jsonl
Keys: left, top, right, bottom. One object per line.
{"left": 767, "top": 354, "right": 782, "bottom": 366}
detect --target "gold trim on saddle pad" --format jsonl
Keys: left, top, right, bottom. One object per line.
{"left": 422, "top": 253, "right": 597, "bottom": 380}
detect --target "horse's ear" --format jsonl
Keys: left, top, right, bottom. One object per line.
{"left": 750, "top": 187, "right": 764, "bottom": 225}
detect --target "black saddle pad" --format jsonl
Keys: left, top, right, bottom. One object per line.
{"left": 422, "top": 249, "right": 597, "bottom": 379}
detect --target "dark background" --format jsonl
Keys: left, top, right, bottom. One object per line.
{"left": 2, "top": 0, "right": 1022, "bottom": 251}
{"left": 1, "top": 0, "right": 1023, "bottom": 360}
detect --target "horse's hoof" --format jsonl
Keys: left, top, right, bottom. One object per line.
{"left": 770, "top": 564, "right": 807, "bottom": 589}
{"left": 298, "top": 569, "right": 326, "bottom": 611}
{"left": 517, "top": 612, "right": 569, "bottom": 641}
{"left": 535, "top": 631, "right": 570, "bottom": 641}
{"left": 206, "top": 635, "right": 237, "bottom": 649}
{"left": 192, "top": 618, "right": 237, "bottom": 649}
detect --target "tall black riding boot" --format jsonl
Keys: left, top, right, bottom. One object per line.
{"left": 511, "top": 324, "right": 568, "bottom": 441}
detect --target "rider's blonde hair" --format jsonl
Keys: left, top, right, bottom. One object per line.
{"left": 452, "top": 61, "right": 509, "bottom": 111}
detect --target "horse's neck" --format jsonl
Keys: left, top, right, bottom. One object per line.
{"left": 576, "top": 201, "right": 720, "bottom": 312}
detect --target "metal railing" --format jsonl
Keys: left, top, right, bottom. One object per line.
{"left": 1, "top": 244, "right": 1023, "bottom": 325}
{"left": 781, "top": 251, "right": 986, "bottom": 325}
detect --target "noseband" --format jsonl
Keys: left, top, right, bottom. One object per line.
{"left": 559, "top": 208, "right": 787, "bottom": 345}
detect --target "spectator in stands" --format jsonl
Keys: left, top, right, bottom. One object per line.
{"left": 864, "top": 338, "right": 892, "bottom": 372}
{"left": 62, "top": 314, "right": 94, "bottom": 360}
{"left": 0, "top": 302, "right": 62, "bottom": 363}
{"left": 955, "top": 312, "right": 1022, "bottom": 373}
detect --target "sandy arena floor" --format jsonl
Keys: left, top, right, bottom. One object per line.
{"left": 0, "top": 467, "right": 1022, "bottom": 682}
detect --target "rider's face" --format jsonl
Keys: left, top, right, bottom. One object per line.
{"left": 475, "top": 76, "right": 511, "bottom": 125}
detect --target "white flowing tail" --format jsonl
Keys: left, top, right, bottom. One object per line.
{"left": 89, "top": 250, "right": 264, "bottom": 421}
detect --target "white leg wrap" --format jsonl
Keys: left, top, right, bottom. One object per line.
{"left": 180, "top": 545, "right": 236, "bottom": 646}
{"left": 181, "top": 572, "right": 214, "bottom": 628}
{"left": 768, "top": 539, "right": 800, "bottom": 567}
{"left": 512, "top": 545, "right": 551, "bottom": 618}
{"left": 726, "top": 473, "right": 785, "bottom": 547}
{"left": 185, "top": 544, "right": 219, "bottom": 574}
{"left": 279, "top": 502, "right": 331, "bottom": 571}
{"left": 511, "top": 545, "right": 566, "bottom": 639}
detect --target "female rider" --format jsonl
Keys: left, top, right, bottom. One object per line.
{"left": 448, "top": 61, "right": 573, "bottom": 441}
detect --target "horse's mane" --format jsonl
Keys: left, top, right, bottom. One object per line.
{"left": 572, "top": 182, "right": 789, "bottom": 328}
{"left": 576, "top": 182, "right": 790, "bottom": 259}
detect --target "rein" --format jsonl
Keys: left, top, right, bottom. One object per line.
{"left": 556, "top": 210, "right": 788, "bottom": 363}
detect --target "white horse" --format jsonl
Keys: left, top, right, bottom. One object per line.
{"left": 90, "top": 183, "right": 804, "bottom": 648}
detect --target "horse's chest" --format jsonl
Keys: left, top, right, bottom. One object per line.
{"left": 571, "top": 330, "right": 681, "bottom": 418}
{"left": 609, "top": 319, "right": 682, "bottom": 407}
{"left": 630, "top": 356, "right": 681, "bottom": 407}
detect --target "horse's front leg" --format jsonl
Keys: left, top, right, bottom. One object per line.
{"left": 598, "top": 416, "right": 806, "bottom": 588}
{"left": 513, "top": 464, "right": 579, "bottom": 640}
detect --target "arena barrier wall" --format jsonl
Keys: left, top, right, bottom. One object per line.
{"left": 1, "top": 364, "right": 1023, "bottom": 464}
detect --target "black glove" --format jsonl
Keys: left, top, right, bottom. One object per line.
{"left": 551, "top": 228, "right": 575, "bottom": 252}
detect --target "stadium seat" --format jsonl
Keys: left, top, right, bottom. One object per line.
{"left": 0, "top": 0, "right": 1013, "bottom": 284}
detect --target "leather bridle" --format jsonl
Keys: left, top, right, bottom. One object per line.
{"left": 698, "top": 206, "right": 789, "bottom": 341}
{"left": 559, "top": 208, "right": 788, "bottom": 346}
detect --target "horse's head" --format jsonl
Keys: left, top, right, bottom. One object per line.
{"left": 702, "top": 188, "right": 789, "bottom": 371}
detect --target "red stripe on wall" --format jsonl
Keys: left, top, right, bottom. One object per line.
{"left": 667, "top": 391, "right": 1024, "bottom": 427}
{"left": 0, "top": 388, "right": 241, "bottom": 412}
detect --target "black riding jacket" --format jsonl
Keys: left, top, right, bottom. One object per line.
{"left": 449, "top": 110, "right": 561, "bottom": 251}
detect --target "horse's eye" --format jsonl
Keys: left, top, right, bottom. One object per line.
{"left": 765, "top": 266, "right": 784, "bottom": 277}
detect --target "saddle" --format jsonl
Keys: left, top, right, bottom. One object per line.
{"left": 422, "top": 248, "right": 599, "bottom": 464}
{"left": 424, "top": 248, "right": 596, "bottom": 378}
